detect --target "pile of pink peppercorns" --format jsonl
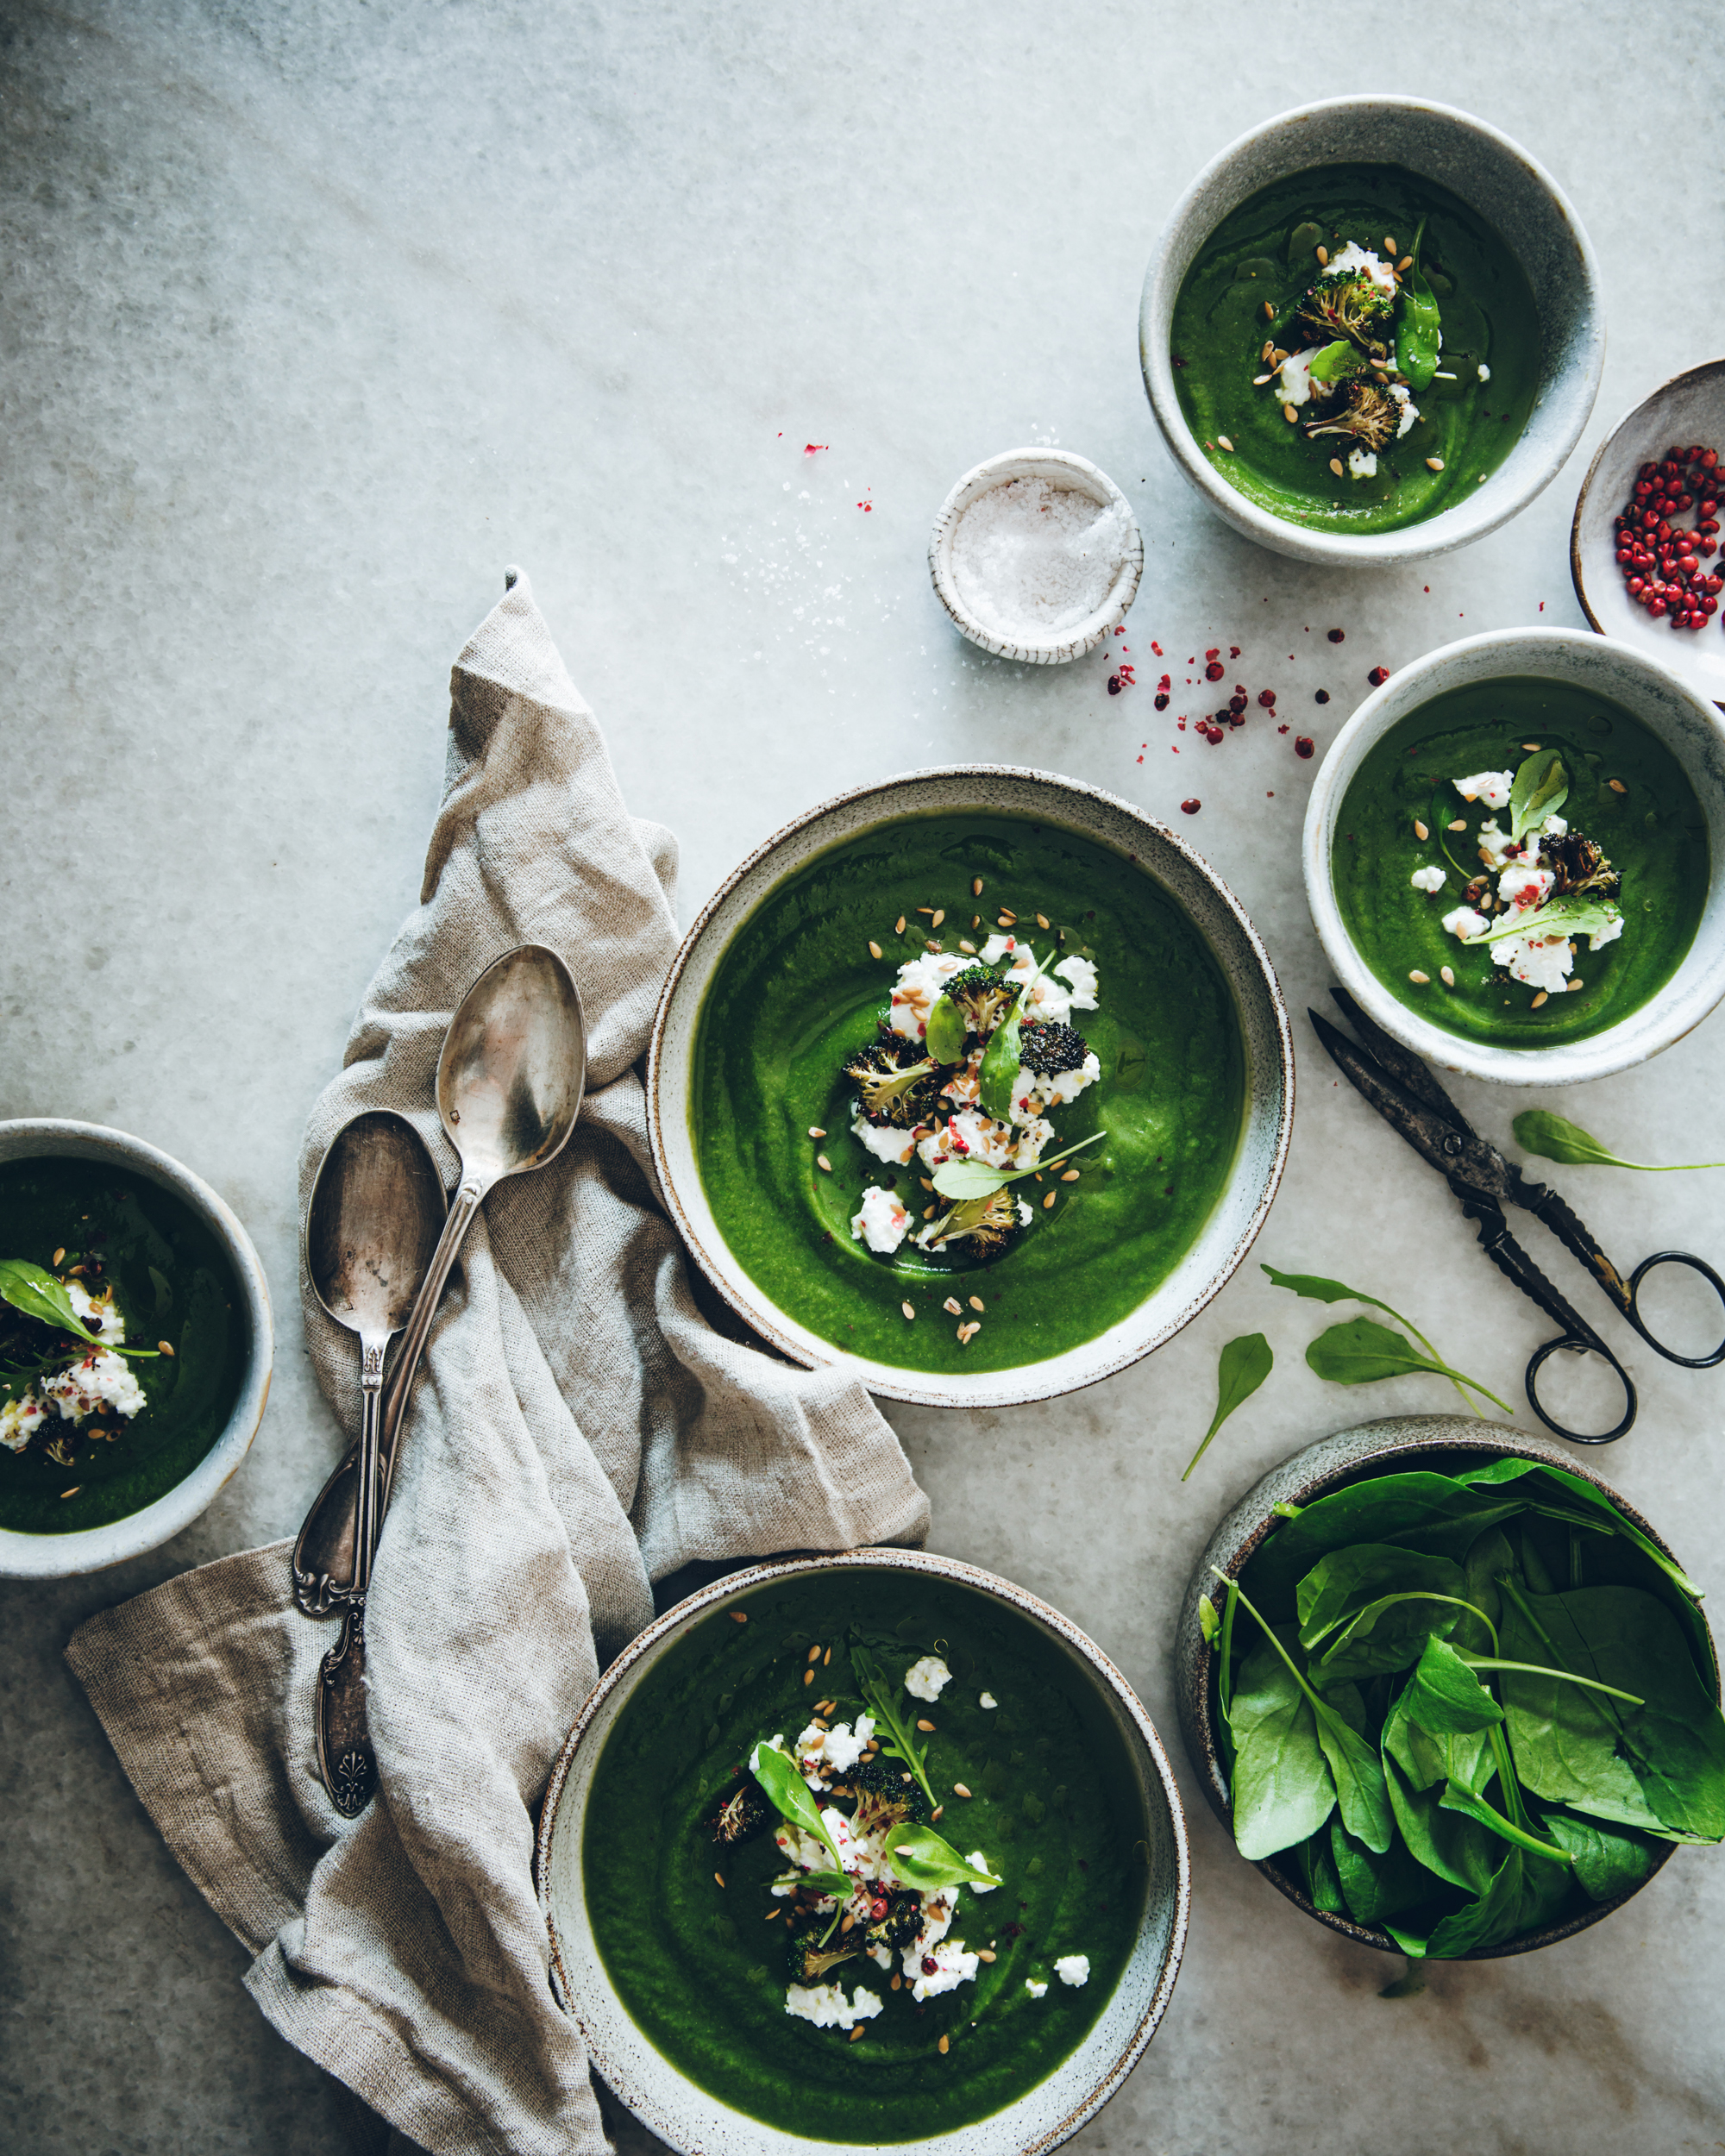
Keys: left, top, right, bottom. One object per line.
{"left": 1615, "top": 446, "right": 1722, "bottom": 629}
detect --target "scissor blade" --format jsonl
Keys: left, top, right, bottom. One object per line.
{"left": 1308, "top": 1007, "right": 1485, "bottom": 1181}
{"left": 1327, "top": 987, "right": 1473, "bottom": 1134}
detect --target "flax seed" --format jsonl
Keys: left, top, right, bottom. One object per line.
{"left": 1531, "top": 991, "right": 1549, "bottom": 1008}
{"left": 1272, "top": 348, "right": 1289, "bottom": 366}
{"left": 1061, "top": 1168, "right": 1080, "bottom": 1181}
{"left": 808, "top": 1644, "right": 822, "bottom": 1663}
{"left": 60, "top": 1487, "right": 79, "bottom": 1499}
{"left": 1263, "top": 298, "right": 1274, "bottom": 319}
{"left": 1261, "top": 339, "right": 1274, "bottom": 363}
{"left": 1217, "top": 435, "right": 1234, "bottom": 453}
{"left": 1329, "top": 456, "right": 1345, "bottom": 479}
{"left": 715, "top": 1872, "right": 725, "bottom": 1887}
{"left": 954, "top": 1783, "right": 971, "bottom": 1797}
{"left": 816, "top": 1154, "right": 831, "bottom": 1172}
{"left": 1448, "top": 818, "right": 1466, "bottom": 831}
{"left": 804, "top": 1668, "right": 814, "bottom": 1685}
{"left": 944, "top": 1296, "right": 962, "bottom": 1315}
{"left": 916, "top": 1718, "right": 936, "bottom": 1732}
{"left": 1383, "top": 234, "right": 1397, "bottom": 255}
{"left": 894, "top": 914, "right": 906, "bottom": 934}
{"left": 808, "top": 1126, "right": 826, "bottom": 1139}
{"left": 1521, "top": 742, "right": 1540, "bottom": 752}
{"left": 869, "top": 939, "right": 882, "bottom": 959}
{"left": 1408, "top": 969, "right": 1430, "bottom": 985}
{"left": 1397, "top": 254, "right": 1413, "bottom": 272}
{"left": 958, "top": 939, "right": 975, "bottom": 954}
{"left": 1609, "top": 778, "right": 1628, "bottom": 793}
{"left": 52, "top": 1246, "right": 65, "bottom": 1266}
{"left": 765, "top": 1907, "right": 780, "bottom": 1920}
{"left": 977, "top": 1950, "right": 997, "bottom": 1964}
{"left": 968, "top": 1294, "right": 985, "bottom": 1312}
{"left": 1570, "top": 978, "right": 1584, "bottom": 991}
{"left": 892, "top": 1973, "right": 902, "bottom": 1990}
{"left": 902, "top": 1300, "right": 916, "bottom": 1320}
{"left": 917, "top": 906, "right": 935, "bottom": 916}
{"left": 730, "top": 1610, "right": 748, "bottom": 1622}
{"left": 971, "top": 914, "right": 981, "bottom": 929}
{"left": 931, "top": 1803, "right": 944, "bottom": 1821}
{"left": 971, "top": 876, "right": 984, "bottom": 896}
{"left": 1414, "top": 819, "right": 1428, "bottom": 839}
{"left": 920, "top": 1176, "right": 933, "bottom": 1190}
{"left": 158, "top": 1340, "right": 175, "bottom": 1356}
{"left": 1283, "top": 403, "right": 1299, "bottom": 424}
{"left": 923, "top": 1204, "right": 937, "bottom": 1219}
{"left": 1426, "top": 456, "right": 1445, "bottom": 472}
{"left": 1314, "top": 243, "right": 1328, "bottom": 266}
{"left": 850, "top": 2024, "right": 866, "bottom": 2042}
{"left": 938, "top": 2034, "right": 950, "bottom": 2055}
{"left": 925, "top": 939, "right": 941, "bottom": 954}
{"left": 1252, "top": 373, "right": 1272, "bottom": 386}
{"left": 1035, "top": 912, "right": 1050, "bottom": 929}
{"left": 998, "top": 908, "right": 1017, "bottom": 924}
{"left": 1042, "top": 1190, "right": 1057, "bottom": 1209}
{"left": 1440, "top": 966, "right": 1455, "bottom": 987}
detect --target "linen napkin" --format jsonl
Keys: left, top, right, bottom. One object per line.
{"left": 66, "top": 571, "right": 929, "bottom": 2156}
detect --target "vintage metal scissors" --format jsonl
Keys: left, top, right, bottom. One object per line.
{"left": 1310, "top": 987, "right": 1725, "bottom": 1443}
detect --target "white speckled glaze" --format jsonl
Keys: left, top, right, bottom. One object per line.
{"left": 1174, "top": 1415, "right": 1717, "bottom": 1958}
{"left": 646, "top": 764, "right": 1294, "bottom": 1408}
{"left": 927, "top": 449, "right": 1145, "bottom": 664}
{"left": 1302, "top": 626, "right": 1725, "bottom": 1085}
{"left": 537, "top": 1546, "right": 1190, "bottom": 2156}
{"left": 1139, "top": 96, "right": 1604, "bottom": 567}
{"left": 0, "top": 1119, "right": 273, "bottom": 1578}
{"left": 1570, "top": 357, "right": 1725, "bottom": 714}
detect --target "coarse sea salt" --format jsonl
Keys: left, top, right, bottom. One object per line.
{"left": 949, "top": 478, "right": 1128, "bottom": 640}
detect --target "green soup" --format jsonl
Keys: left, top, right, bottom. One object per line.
{"left": 0, "top": 1156, "right": 250, "bottom": 1533}
{"left": 1170, "top": 164, "right": 1540, "bottom": 534}
{"left": 584, "top": 1569, "right": 1149, "bottom": 2141}
{"left": 691, "top": 812, "right": 1246, "bottom": 1374}
{"left": 1333, "top": 679, "right": 1709, "bottom": 1045}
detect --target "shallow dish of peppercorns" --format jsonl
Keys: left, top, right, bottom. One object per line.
{"left": 1570, "top": 357, "right": 1725, "bottom": 717}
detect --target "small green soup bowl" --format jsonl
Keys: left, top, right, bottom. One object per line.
{"left": 1140, "top": 95, "right": 1603, "bottom": 567}
{"left": 1302, "top": 626, "right": 1725, "bottom": 1085}
{"left": 1175, "top": 1415, "right": 1714, "bottom": 1960}
{"left": 0, "top": 1119, "right": 273, "bottom": 1578}
{"left": 537, "top": 1546, "right": 1190, "bottom": 2155}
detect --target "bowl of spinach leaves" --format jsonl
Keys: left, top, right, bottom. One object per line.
{"left": 1176, "top": 1414, "right": 1724, "bottom": 1959}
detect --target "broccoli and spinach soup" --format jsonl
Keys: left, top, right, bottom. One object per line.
{"left": 692, "top": 812, "right": 1245, "bottom": 1373}
{"left": 1332, "top": 679, "right": 1708, "bottom": 1046}
{"left": 0, "top": 1156, "right": 248, "bottom": 1533}
{"left": 584, "top": 1569, "right": 1147, "bottom": 2141}
{"left": 1170, "top": 165, "right": 1540, "bottom": 534}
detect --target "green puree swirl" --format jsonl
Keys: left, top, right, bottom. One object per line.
{"left": 1170, "top": 164, "right": 1540, "bottom": 534}
{"left": 1333, "top": 679, "right": 1708, "bottom": 1046}
{"left": 691, "top": 812, "right": 1245, "bottom": 1374}
{"left": 583, "top": 1571, "right": 1147, "bottom": 2142}
{"left": 0, "top": 1157, "right": 248, "bottom": 1533}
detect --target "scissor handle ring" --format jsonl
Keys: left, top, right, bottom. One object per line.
{"left": 1626, "top": 1250, "right": 1725, "bottom": 1369}
{"left": 1525, "top": 1334, "right": 1637, "bottom": 1445}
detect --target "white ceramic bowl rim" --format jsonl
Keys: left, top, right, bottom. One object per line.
{"left": 928, "top": 448, "right": 1145, "bottom": 663}
{"left": 1301, "top": 626, "right": 1725, "bottom": 1085}
{"left": 646, "top": 762, "right": 1295, "bottom": 1408}
{"left": 1139, "top": 93, "right": 1605, "bottom": 568}
{"left": 0, "top": 1118, "right": 273, "bottom": 1577}
{"left": 536, "top": 1545, "right": 1192, "bottom": 2156}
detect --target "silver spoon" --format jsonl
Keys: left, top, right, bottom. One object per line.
{"left": 303, "top": 1110, "right": 446, "bottom": 1814}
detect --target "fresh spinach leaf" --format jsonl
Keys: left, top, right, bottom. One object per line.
{"left": 1314, "top": 1590, "right": 1471, "bottom": 1685}
{"left": 849, "top": 1643, "right": 938, "bottom": 1810}
{"left": 1311, "top": 1691, "right": 1395, "bottom": 1855}
{"left": 1438, "top": 1778, "right": 1571, "bottom": 1866}
{"left": 1540, "top": 1808, "right": 1661, "bottom": 1902}
{"left": 1295, "top": 1825, "right": 1346, "bottom": 1914}
{"left": 1403, "top": 1635, "right": 1506, "bottom": 1735}
{"left": 749, "top": 1739, "right": 848, "bottom": 1876}
{"left": 0, "top": 1260, "right": 158, "bottom": 1361}
{"left": 1383, "top": 1746, "right": 1497, "bottom": 1896}
{"left": 1463, "top": 894, "right": 1622, "bottom": 950}
{"left": 1263, "top": 1263, "right": 1473, "bottom": 1409}
{"left": 924, "top": 991, "right": 968, "bottom": 1066}
{"left": 977, "top": 987, "right": 1027, "bottom": 1122}
{"left": 1296, "top": 1546, "right": 1465, "bottom": 1651}
{"left": 1248, "top": 1473, "right": 1528, "bottom": 1608}
{"left": 929, "top": 1129, "right": 1105, "bottom": 1202}
{"left": 1329, "top": 1814, "right": 1434, "bottom": 1925}
{"left": 1182, "top": 1332, "right": 1273, "bottom": 1482}
{"left": 1509, "top": 749, "right": 1569, "bottom": 843}
{"left": 1306, "top": 1316, "right": 1514, "bottom": 1417}
{"left": 1510, "top": 1109, "right": 1725, "bottom": 1173}
{"left": 880, "top": 1823, "right": 1001, "bottom": 1893}
{"left": 1226, "top": 1633, "right": 1337, "bottom": 1860}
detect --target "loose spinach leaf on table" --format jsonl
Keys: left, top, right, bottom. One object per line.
{"left": 1182, "top": 1332, "right": 1273, "bottom": 1482}
{"left": 1306, "top": 1317, "right": 1515, "bottom": 1417}
{"left": 1262, "top": 1263, "right": 1476, "bottom": 1411}
{"left": 1540, "top": 1808, "right": 1662, "bottom": 1903}
{"left": 1513, "top": 1107, "right": 1725, "bottom": 1175}
{"left": 1226, "top": 1632, "right": 1337, "bottom": 1860}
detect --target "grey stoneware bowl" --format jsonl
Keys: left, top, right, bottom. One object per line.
{"left": 536, "top": 1545, "right": 1191, "bottom": 2156}
{"left": 1302, "top": 625, "right": 1725, "bottom": 1085}
{"left": 646, "top": 764, "right": 1294, "bottom": 1410}
{"left": 0, "top": 1118, "right": 273, "bottom": 1579}
{"left": 1139, "top": 95, "right": 1604, "bottom": 568}
{"left": 1175, "top": 1414, "right": 1714, "bottom": 1959}
{"left": 1571, "top": 356, "right": 1725, "bottom": 715}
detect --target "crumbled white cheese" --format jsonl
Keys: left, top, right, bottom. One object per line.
{"left": 1477, "top": 361, "right": 1491, "bottom": 382}
{"left": 1588, "top": 912, "right": 1624, "bottom": 951}
{"left": 978, "top": 933, "right": 1019, "bottom": 966}
{"left": 1496, "top": 930, "right": 1574, "bottom": 995}
{"left": 979, "top": 1692, "right": 999, "bottom": 1709}
{"left": 1441, "top": 906, "right": 1492, "bottom": 943}
{"left": 1455, "top": 771, "right": 1514, "bottom": 809}
{"left": 896, "top": 1891, "right": 954, "bottom": 1971}
{"left": 850, "top": 1112, "right": 918, "bottom": 1167}
{"left": 1498, "top": 863, "right": 1556, "bottom": 914}
{"left": 1052, "top": 956, "right": 1099, "bottom": 1010}
{"left": 1025, "top": 1977, "right": 1049, "bottom": 1998}
{"left": 785, "top": 1982, "right": 885, "bottom": 2030}
{"left": 910, "top": 1939, "right": 981, "bottom": 2001}
{"left": 904, "top": 1655, "right": 952, "bottom": 1702}
{"left": 850, "top": 1186, "right": 910, "bottom": 1255}
{"left": 1348, "top": 448, "right": 1378, "bottom": 480}
{"left": 1410, "top": 866, "right": 1446, "bottom": 893}
{"left": 795, "top": 1716, "right": 877, "bottom": 1784}
{"left": 0, "top": 1395, "right": 48, "bottom": 1453}
{"left": 42, "top": 1349, "right": 145, "bottom": 1424}
{"left": 1542, "top": 814, "right": 1568, "bottom": 837}
{"left": 1054, "top": 1953, "right": 1091, "bottom": 1988}
{"left": 1476, "top": 819, "right": 1531, "bottom": 872}
{"left": 887, "top": 950, "right": 968, "bottom": 1042}
{"left": 963, "top": 1851, "right": 998, "bottom": 1892}
{"left": 1273, "top": 348, "right": 1319, "bottom": 410}
{"left": 919, "top": 1106, "right": 1050, "bottom": 1176}
{"left": 1029, "top": 1050, "right": 1101, "bottom": 1110}
{"left": 1326, "top": 241, "right": 1398, "bottom": 298}
{"left": 66, "top": 1282, "right": 124, "bottom": 1342}
{"left": 1389, "top": 382, "right": 1420, "bottom": 437}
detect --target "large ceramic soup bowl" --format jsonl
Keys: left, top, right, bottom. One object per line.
{"left": 0, "top": 1118, "right": 273, "bottom": 1578}
{"left": 1140, "top": 96, "right": 1603, "bottom": 567}
{"left": 1303, "top": 628, "right": 1725, "bottom": 1086}
{"left": 537, "top": 1546, "right": 1190, "bottom": 2155}
{"left": 648, "top": 765, "right": 1293, "bottom": 1408}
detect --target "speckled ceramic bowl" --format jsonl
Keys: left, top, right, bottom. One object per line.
{"left": 1571, "top": 357, "right": 1725, "bottom": 714}
{"left": 1140, "top": 96, "right": 1603, "bottom": 567}
{"left": 928, "top": 449, "right": 1145, "bottom": 663}
{"left": 647, "top": 764, "right": 1294, "bottom": 1409}
{"left": 537, "top": 1546, "right": 1190, "bottom": 2156}
{"left": 1175, "top": 1413, "right": 1714, "bottom": 1958}
{"left": 0, "top": 1118, "right": 273, "bottom": 1578}
{"left": 1302, "top": 626, "right": 1725, "bottom": 1085}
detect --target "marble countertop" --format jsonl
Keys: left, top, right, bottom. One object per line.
{"left": 4, "top": 4, "right": 1724, "bottom": 2153}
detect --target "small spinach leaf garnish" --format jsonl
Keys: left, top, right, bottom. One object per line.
{"left": 880, "top": 1823, "right": 1000, "bottom": 1893}
{"left": 924, "top": 993, "right": 968, "bottom": 1065}
{"left": 1182, "top": 1332, "right": 1273, "bottom": 1482}
{"left": 1395, "top": 216, "right": 1442, "bottom": 392}
{"left": 849, "top": 1643, "right": 938, "bottom": 1811}
{"left": 977, "top": 992, "right": 1029, "bottom": 1123}
{"left": 749, "top": 1739, "right": 848, "bottom": 1878}
{"left": 929, "top": 1131, "right": 1105, "bottom": 1202}
{"left": 1509, "top": 749, "right": 1570, "bottom": 843}
{"left": 1305, "top": 1315, "right": 1515, "bottom": 1417}
{"left": 1512, "top": 1108, "right": 1725, "bottom": 1174}
{"left": 1462, "top": 893, "right": 1620, "bottom": 949}
{"left": 0, "top": 1259, "right": 159, "bottom": 1363}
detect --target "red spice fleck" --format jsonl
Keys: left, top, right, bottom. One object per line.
{"left": 1204, "top": 661, "right": 1225, "bottom": 681}
{"left": 1107, "top": 676, "right": 1121, "bottom": 695}
{"left": 1204, "top": 648, "right": 1220, "bottom": 660}
{"left": 1258, "top": 689, "right": 1276, "bottom": 708}
{"left": 1327, "top": 628, "right": 1346, "bottom": 643}
{"left": 1151, "top": 641, "right": 1164, "bottom": 655}
{"left": 1228, "top": 645, "right": 1240, "bottom": 658}
{"left": 1368, "top": 665, "right": 1390, "bottom": 686}
{"left": 804, "top": 442, "right": 828, "bottom": 454}
{"left": 1277, "top": 724, "right": 1289, "bottom": 734}
{"left": 1180, "top": 798, "right": 1201, "bottom": 814}
{"left": 1295, "top": 736, "right": 1315, "bottom": 758}
{"left": 1154, "top": 693, "right": 1170, "bottom": 711}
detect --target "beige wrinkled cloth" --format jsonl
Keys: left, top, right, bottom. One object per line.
{"left": 67, "top": 572, "right": 929, "bottom": 2156}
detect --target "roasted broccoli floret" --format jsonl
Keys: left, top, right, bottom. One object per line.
{"left": 844, "top": 1037, "right": 948, "bottom": 1128}
{"left": 1018, "top": 1019, "right": 1088, "bottom": 1077}
{"left": 864, "top": 1888, "right": 925, "bottom": 1956}
{"left": 940, "top": 964, "right": 1017, "bottom": 1040}
{"left": 786, "top": 1922, "right": 862, "bottom": 1985}
{"left": 1298, "top": 266, "right": 1395, "bottom": 349}
{"left": 1305, "top": 380, "right": 1400, "bottom": 453}
{"left": 706, "top": 1779, "right": 772, "bottom": 1846}
{"left": 850, "top": 1752, "right": 932, "bottom": 1839}
{"left": 1546, "top": 830, "right": 1620, "bottom": 899}
{"left": 957, "top": 1186, "right": 1029, "bottom": 1261}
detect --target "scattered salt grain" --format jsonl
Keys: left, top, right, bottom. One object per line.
{"left": 949, "top": 478, "right": 1128, "bottom": 640}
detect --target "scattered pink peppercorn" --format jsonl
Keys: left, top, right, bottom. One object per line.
{"left": 1295, "top": 736, "right": 1315, "bottom": 758}
{"left": 1368, "top": 665, "right": 1390, "bottom": 686}
{"left": 1180, "top": 797, "right": 1201, "bottom": 813}
{"left": 1204, "top": 660, "right": 1225, "bottom": 681}
{"left": 1314, "top": 689, "right": 1331, "bottom": 704}
{"left": 1327, "top": 628, "right": 1346, "bottom": 643}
